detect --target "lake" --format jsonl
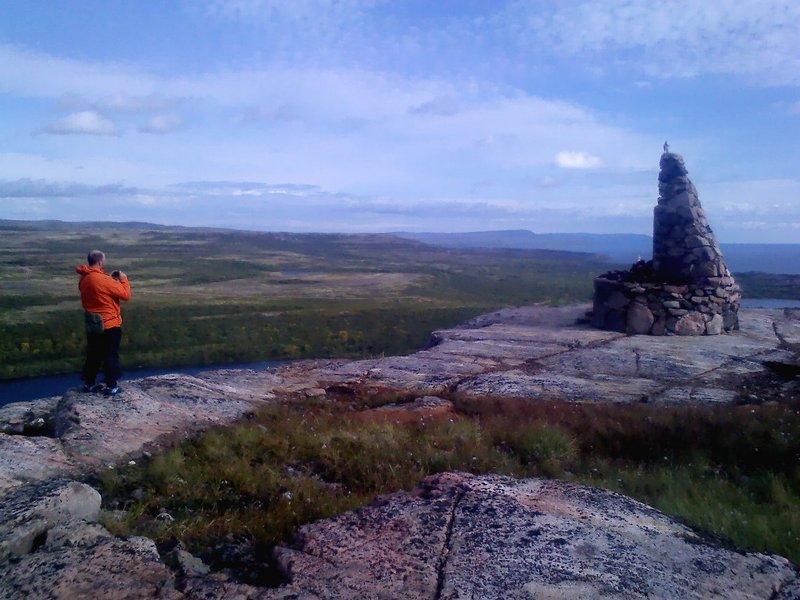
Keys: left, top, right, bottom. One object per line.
{"left": 0, "top": 360, "right": 286, "bottom": 407}
{"left": 740, "top": 298, "right": 800, "bottom": 308}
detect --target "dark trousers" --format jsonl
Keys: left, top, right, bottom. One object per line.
{"left": 82, "top": 327, "right": 123, "bottom": 387}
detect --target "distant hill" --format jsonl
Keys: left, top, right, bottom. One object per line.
{"left": 393, "top": 230, "right": 800, "bottom": 275}
{"left": 3, "top": 220, "right": 796, "bottom": 275}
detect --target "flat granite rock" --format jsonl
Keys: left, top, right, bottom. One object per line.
{"left": 264, "top": 305, "right": 794, "bottom": 407}
{"left": 260, "top": 473, "right": 800, "bottom": 600}
{"left": 0, "top": 434, "right": 77, "bottom": 495}
{"left": 456, "top": 370, "right": 664, "bottom": 403}
{"left": 55, "top": 374, "right": 272, "bottom": 466}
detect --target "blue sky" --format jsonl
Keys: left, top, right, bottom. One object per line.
{"left": 0, "top": 0, "right": 798, "bottom": 242}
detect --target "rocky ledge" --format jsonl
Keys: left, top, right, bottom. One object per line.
{"left": 1, "top": 305, "right": 799, "bottom": 598}
{"left": 2, "top": 474, "right": 798, "bottom": 599}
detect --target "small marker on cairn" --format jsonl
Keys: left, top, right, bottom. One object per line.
{"left": 591, "top": 146, "right": 741, "bottom": 336}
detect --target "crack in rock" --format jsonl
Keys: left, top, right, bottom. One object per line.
{"left": 434, "top": 486, "right": 465, "bottom": 600}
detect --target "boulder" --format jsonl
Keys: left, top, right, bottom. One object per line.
{"left": 673, "top": 312, "right": 706, "bottom": 336}
{"left": 0, "top": 535, "right": 178, "bottom": 600}
{"left": 626, "top": 303, "right": 654, "bottom": 335}
{"left": 263, "top": 473, "right": 799, "bottom": 599}
{"left": 0, "top": 479, "right": 101, "bottom": 561}
{"left": 706, "top": 313, "right": 724, "bottom": 335}
{"left": 0, "top": 396, "right": 59, "bottom": 435}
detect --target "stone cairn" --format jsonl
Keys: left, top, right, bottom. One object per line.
{"left": 592, "top": 150, "right": 740, "bottom": 335}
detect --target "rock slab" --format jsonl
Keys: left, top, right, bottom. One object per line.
{"left": 265, "top": 472, "right": 799, "bottom": 600}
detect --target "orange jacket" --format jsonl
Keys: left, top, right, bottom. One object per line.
{"left": 76, "top": 265, "right": 132, "bottom": 329}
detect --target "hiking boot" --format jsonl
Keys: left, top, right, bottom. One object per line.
{"left": 104, "top": 386, "right": 123, "bottom": 397}
{"left": 82, "top": 383, "right": 105, "bottom": 393}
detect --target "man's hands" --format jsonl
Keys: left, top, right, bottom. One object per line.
{"left": 111, "top": 270, "right": 127, "bottom": 280}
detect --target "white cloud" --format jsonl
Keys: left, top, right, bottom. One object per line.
{"left": 38, "top": 111, "right": 117, "bottom": 136}
{"left": 138, "top": 114, "right": 183, "bottom": 134}
{"left": 554, "top": 151, "right": 602, "bottom": 169}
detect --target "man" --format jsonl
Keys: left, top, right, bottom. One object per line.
{"left": 76, "top": 250, "right": 132, "bottom": 396}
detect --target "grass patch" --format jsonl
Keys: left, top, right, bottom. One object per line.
{"left": 98, "top": 393, "right": 800, "bottom": 583}
{"left": 586, "top": 461, "right": 800, "bottom": 561}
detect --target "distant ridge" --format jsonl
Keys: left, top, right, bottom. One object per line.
{"left": 0, "top": 219, "right": 178, "bottom": 231}
{"left": 393, "top": 230, "right": 800, "bottom": 275}
{"left": 393, "top": 230, "right": 652, "bottom": 263}
{"left": 2, "top": 220, "right": 796, "bottom": 275}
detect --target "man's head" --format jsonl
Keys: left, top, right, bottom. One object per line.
{"left": 87, "top": 250, "right": 105, "bottom": 267}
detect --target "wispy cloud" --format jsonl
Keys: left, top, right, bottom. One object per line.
{"left": 58, "top": 93, "right": 173, "bottom": 114}
{"left": 37, "top": 110, "right": 117, "bottom": 136}
{"left": 138, "top": 114, "right": 183, "bottom": 134}
{"left": 0, "top": 43, "right": 154, "bottom": 99}
{"left": 200, "top": 1, "right": 800, "bottom": 86}
{"left": 501, "top": 0, "right": 800, "bottom": 84}
{"left": 408, "top": 96, "right": 460, "bottom": 117}
{"left": 0, "top": 178, "right": 137, "bottom": 198}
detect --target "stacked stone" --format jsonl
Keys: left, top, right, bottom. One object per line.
{"left": 592, "top": 151, "right": 740, "bottom": 336}
{"left": 592, "top": 276, "right": 740, "bottom": 335}
{"left": 653, "top": 153, "right": 731, "bottom": 283}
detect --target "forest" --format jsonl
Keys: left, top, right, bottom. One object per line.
{"left": 0, "top": 221, "right": 608, "bottom": 379}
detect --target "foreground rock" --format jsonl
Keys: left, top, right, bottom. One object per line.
{"left": 55, "top": 373, "right": 276, "bottom": 467}
{"left": 2, "top": 531, "right": 179, "bottom": 599}
{"left": 0, "top": 434, "right": 77, "bottom": 492}
{"left": 0, "top": 479, "right": 100, "bottom": 561}
{"left": 0, "top": 479, "right": 179, "bottom": 598}
{"left": 184, "top": 473, "right": 799, "bottom": 599}
{"left": 10, "top": 474, "right": 791, "bottom": 599}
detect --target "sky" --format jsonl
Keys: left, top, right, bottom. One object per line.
{"left": 0, "top": 0, "right": 798, "bottom": 242}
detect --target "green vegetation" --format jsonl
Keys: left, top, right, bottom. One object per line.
{"left": 737, "top": 271, "right": 800, "bottom": 300}
{"left": 99, "top": 392, "right": 800, "bottom": 582}
{"left": 0, "top": 222, "right": 607, "bottom": 379}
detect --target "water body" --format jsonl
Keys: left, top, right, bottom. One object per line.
{"left": 740, "top": 298, "right": 800, "bottom": 309}
{"left": 0, "top": 360, "right": 286, "bottom": 407}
